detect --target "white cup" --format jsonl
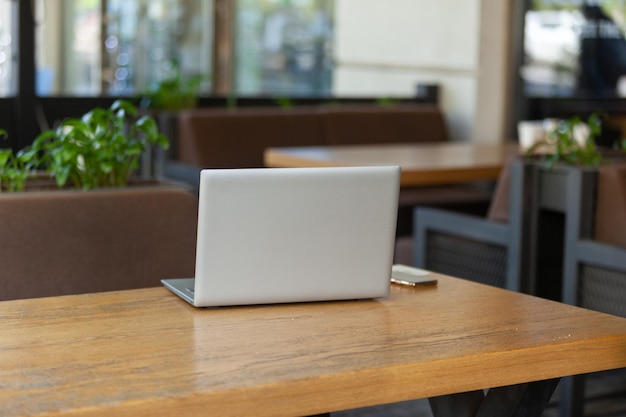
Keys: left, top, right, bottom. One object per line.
{"left": 518, "top": 120, "right": 545, "bottom": 149}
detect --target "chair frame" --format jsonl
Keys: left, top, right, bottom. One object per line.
{"left": 558, "top": 165, "right": 626, "bottom": 417}
{"left": 562, "top": 166, "right": 626, "bottom": 305}
{"left": 414, "top": 160, "right": 537, "bottom": 293}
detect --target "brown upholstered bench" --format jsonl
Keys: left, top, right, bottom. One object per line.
{"left": 321, "top": 105, "right": 448, "bottom": 145}
{"left": 0, "top": 187, "right": 198, "bottom": 301}
{"left": 174, "top": 104, "right": 448, "bottom": 169}
{"left": 176, "top": 107, "right": 325, "bottom": 168}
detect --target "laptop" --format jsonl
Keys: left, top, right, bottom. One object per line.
{"left": 161, "top": 165, "right": 401, "bottom": 307}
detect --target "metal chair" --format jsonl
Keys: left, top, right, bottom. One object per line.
{"left": 412, "top": 159, "right": 537, "bottom": 292}
{"left": 559, "top": 163, "right": 626, "bottom": 417}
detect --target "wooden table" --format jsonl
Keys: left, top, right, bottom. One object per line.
{"left": 264, "top": 142, "right": 520, "bottom": 187}
{"left": 2, "top": 274, "right": 626, "bottom": 417}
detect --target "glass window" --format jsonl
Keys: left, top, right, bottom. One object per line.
{"left": 36, "top": 0, "right": 333, "bottom": 98}
{"left": 236, "top": 0, "right": 334, "bottom": 97}
{"left": 36, "top": 0, "right": 213, "bottom": 97}
{"left": 522, "top": 0, "right": 626, "bottom": 98}
{"left": 0, "top": 0, "right": 15, "bottom": 97}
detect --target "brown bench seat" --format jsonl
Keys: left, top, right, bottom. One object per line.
{"left": 0, "top": 187, "right": 198, "bottom": 301}
{"left": 174, "top": 104, "right": 448, "bottom": 169}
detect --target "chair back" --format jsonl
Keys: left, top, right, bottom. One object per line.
{"left": 486, "top": 159, "right": 513, "bottom": 222}
{"left": 412, "top": 159, "right": 537, "bottom": 293}
{"left": 559, "top": 162, "right": 626, "bottom": 417}
{"left": 594, "top": 163, "right": 626, "bottom": 248}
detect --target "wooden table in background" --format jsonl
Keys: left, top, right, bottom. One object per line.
{"left": 2, "top": 274, "right": 626, "bottom": 417}
{"left": 264, "top": 142, "right": 520, "bottom": 187}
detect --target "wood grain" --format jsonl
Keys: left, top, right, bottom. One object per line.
{"left": 1, "top": 275, "right": 626, "bottom": 417}
{"left": 264, "top": 143, "right": 520, "bottom": 186}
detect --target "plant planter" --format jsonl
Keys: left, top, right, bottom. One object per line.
{"left": 524, "top": 160, "right": 600, "bottom": 301}
{"left": 534, "top": 162, "right": 598, "bottom": 212}
{"left": 1, "top": 170, "right": 189, "bottom": 193}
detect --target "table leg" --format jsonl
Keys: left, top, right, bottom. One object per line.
{"left": 429, "top": 390, "right": 485, "bottom": 417}
{"left": 429, "top": 378, "right": 560, "bottom": 417}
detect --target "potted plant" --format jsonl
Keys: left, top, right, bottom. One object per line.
{"left": 526, "top": 113, "right": 604, "bottom": 166}
{"left": 139, "top": 61, "right": 208, "bottom": 177}
{"left": 0, "top": 100, "right": 172, "bottom": 192}
{"left": 528, "top": 112, "right": 626, "bottom": 164}
{"left": 522, "top": 112, "right": 626, "bottom": 213}
{"left": 519, "top": 113, "right": 625, "bottom": 299}
{"left": 0, "top": 104, "right": 198, "bottom": 301}
{"left": 18, "top": 100, "right": 169, "bottom": 191}
{"left": 141, "top": 70, "right": 204, "bottom": 112}
{"left": 524, "top": 112, "right": 626, "bottom": 209}
{"left": 523, "top": 113, "right": 614, "bottom": 208}
{"left": 0, "top": 129, "right": 30, "bottom": 192}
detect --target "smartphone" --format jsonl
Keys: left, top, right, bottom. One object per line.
{"left": 391, "top": 264, "right": 438, "bottom": 286}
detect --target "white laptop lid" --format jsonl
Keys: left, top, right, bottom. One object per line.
{"left": 164, "top": 165, "right": 400, "bottom": 307}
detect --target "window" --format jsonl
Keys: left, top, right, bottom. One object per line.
{"left": 0, "top": 0, "right": 14, "bottom": 97}
{"left": 522, "top": 0, "right": 626, "bottom": 98}
{"left": 235, "top": 0, "right": 334, "bottom": 96}
{"left": 35, "top": 0, "right": 334, "bottom": 98}
{"left": 36, "top": 0, "right": 213, "bottom": 97}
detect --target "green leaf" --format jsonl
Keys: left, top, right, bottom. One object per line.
{"left": 100, "top": 161, "right": 114, "bottom": 174}
{"left": 135, "top": 115, "right": 159, "bottom": 138}
{"left": 111, "top": 99, "right": 138, "bottom": 117}
{"left": 0, "top": 149, "right": 11, "bottom": 167}
{"left": 155, "top": 133, "right": 170, "bottom": 149}
{"left": 125, "top": 143, "right": 144, "bottom": 157}
{"left": 55, "top": 166, "right": 70, "bottom": 188}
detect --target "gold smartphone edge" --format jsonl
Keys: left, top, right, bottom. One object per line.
{"left": 390, "top": 278, "right": 438, "bottom": 287}
{"left": 390, "top": 278, "right": 417, "bottom": 286}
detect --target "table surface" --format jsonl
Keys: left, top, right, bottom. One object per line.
{"left": 264, "top": 142, "right": 520, "bottom": 186}
{"left": 2, "top": 274, "right": 626, "bottom": 417}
